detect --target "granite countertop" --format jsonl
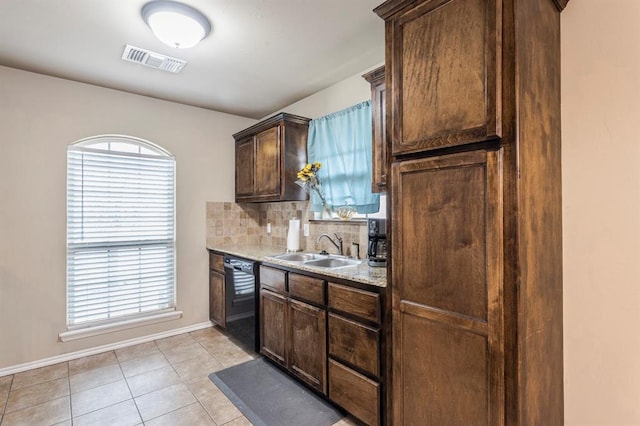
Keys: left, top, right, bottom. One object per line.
{"left": 207, "top": 244, "right": 387, "bottom": 288}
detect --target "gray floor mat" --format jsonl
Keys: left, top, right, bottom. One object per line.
{"left": 209, "top": 358, "right": 344, "bottom": 426}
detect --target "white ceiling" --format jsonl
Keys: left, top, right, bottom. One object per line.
{"left": 0, "top": 0, "right": 385, "bottom": 119}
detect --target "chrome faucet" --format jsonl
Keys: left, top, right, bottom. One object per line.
{"left": 316, "top": 233, "right": 343, "bottom": 256}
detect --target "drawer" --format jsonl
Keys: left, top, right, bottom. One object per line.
{"left": 328, "top": 313, "right": 379, "bottom": 377}
{"left": 289, "top": 272, "right": 324, "bottom": 305}
{"left": 328, "top": 282, "right": 380, "bottom": 324}
{"left": 259, "top": 266, "right": 286, "bottom": 293}
{"left": 209, "top": 252, "right": 224, "bottom": 273}
{"left": 329, "top": 359, "right": 380, "bottom": 426}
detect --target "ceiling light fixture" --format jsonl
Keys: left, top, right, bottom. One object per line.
{"left": 141, "top": 1, "right": 211, "bottom": 49}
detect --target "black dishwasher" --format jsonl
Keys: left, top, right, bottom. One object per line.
{"left": 223, "top": 255, "right": 258, "bottom": 352}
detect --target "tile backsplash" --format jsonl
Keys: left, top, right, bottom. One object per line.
{"left": 206, "top": 201, "right": 368, "bottom": 259}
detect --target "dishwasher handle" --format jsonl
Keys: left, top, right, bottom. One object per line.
{"left": 223, "top": 257, "right": 256, "bottom": 274}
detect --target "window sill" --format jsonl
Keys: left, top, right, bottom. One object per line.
{"left": 58, "top": 310, "right": 183, "bottom": 342}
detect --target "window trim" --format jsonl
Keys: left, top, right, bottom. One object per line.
{"left": 73, "top": 134, "right": 173, "bottom": 157}
{"left": 65, "top": 134, "right": 177, "bottom": 333}
{"left": 58, "top": 309, "right": 183, "bottom": 342}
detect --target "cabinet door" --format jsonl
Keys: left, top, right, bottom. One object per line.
{"left": 388, "top": 0, "right": 501, "bottom": 154}
{"left": 288, "top": 273, "right": 324, "bottom": 306}
{"left": 209, "top": 252, "right": 224, "bottom": 273}
{"left": 372, "top": 80, "right": 387, "bottom": 192}
{"left": 391, "top": 150, "right": 504, "bottom": 425}
{"left": 363, "top": 66, "right": 387, "bottom": 193}
{"left": 254, "top": 126, "right": 281, "bottom": 197}
{"left": 259, "top": 265, "right": 286, "bottom": 293}
{"left": 289, "top": 299, "right": 327, "bottom": 394}
{"left": 260, "top": 288, "right": 287, "bottom": 367}
{"left": 209, "top": 269, "right": 225, "bottom": 328}
{"left": 235, "top": 137, "right": 255, "bottom": 199}
{"left": 328, "top": 282, "right": 380, "bottom": 324}
{"left": 329, "top": 359, "right": 380, "bottom": 426}
{"left": 328, "top": 313, "right": 379, "bottom": 377}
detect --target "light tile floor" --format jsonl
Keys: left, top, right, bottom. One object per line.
{"left": 0, "top": 326, "right": 357, "bottom": 426}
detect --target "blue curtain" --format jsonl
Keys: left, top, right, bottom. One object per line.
{"left": 308, "top": 100, "right": 380, "bottom": 214}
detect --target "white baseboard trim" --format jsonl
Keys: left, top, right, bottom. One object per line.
{"left": 0, "top": 321, "right": 214, "bottom": 378}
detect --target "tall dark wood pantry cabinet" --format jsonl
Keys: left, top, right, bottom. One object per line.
{"left": 374, "top": 0, "right": 569, "bottom": 424}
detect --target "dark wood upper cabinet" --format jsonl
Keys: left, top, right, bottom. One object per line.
{"left": 378, "top": 0, "right": 501, "bottom": 155}
{"left": 233, "top": 113, "right": 310, "bottom": 202}
{"left": 234, "top": 137, "right": 255, "bottom": 198}
{"left": 254, "top": 127, "right": 280, "bottom": 197}
{"left": 362, "top": 66, "right": 387, "bottom": 193}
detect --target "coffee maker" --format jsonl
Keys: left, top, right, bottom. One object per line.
{"left": 367, "top": 218, "right": 387, "bottom": 267}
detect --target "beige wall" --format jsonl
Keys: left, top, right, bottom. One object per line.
{"left": 267, "top": 63, "right": 382, "bottom": 120}
{"left": 562, "top": 1, "right": 640, "bottom": 424}
{"left": 0, "top": 66, "right": 255, "bottom": 369}
{"left": 0, "top": 62, "right": 378, "bottom": 371}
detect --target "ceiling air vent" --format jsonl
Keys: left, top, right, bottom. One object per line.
{"left": 121, "top": 44, "right": 187, "bottom": 74}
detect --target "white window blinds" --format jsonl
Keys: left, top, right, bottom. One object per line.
{"left": 66, "top": 136, "right": 176, "bottom": 328}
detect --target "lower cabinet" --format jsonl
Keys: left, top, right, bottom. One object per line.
{"left": 209, "top": 252, "right": 225, "bottom": 328}
{"left": 328, "top": 313, "right": 380, "bottom": 377}
{"left": 329, "top": 359, "right": 380, "bottom": 426}
{"left": 259, "top": 267, "right": 327, "bottom": 392}
{"left": 258, "top": 265, "right": 384, "bottom": 425}
{"left": 260, "top": 288, "right": 287, "bottom": 367}
{"left": 327, "top": 283, "right": 383, "bottom": 426}
{"left": 289, "top": 298, "right": 326, "bottom": 393}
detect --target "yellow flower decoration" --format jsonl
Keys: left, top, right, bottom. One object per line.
{"left": 295, "top": 162, "right": 328, "bottom": 209}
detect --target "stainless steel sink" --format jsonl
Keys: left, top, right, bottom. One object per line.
{"left": 270, "top": 252, "right": 328, "bottom": 263}
{"left": 268, "top": 252, "right": 362, "bottom": 269}
{"left": 303, "top": 257, "right": 362, "bottom": 269}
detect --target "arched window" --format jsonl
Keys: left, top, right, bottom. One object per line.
{"left": 66, "top": 135, "right": 176, "bottom": 328}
